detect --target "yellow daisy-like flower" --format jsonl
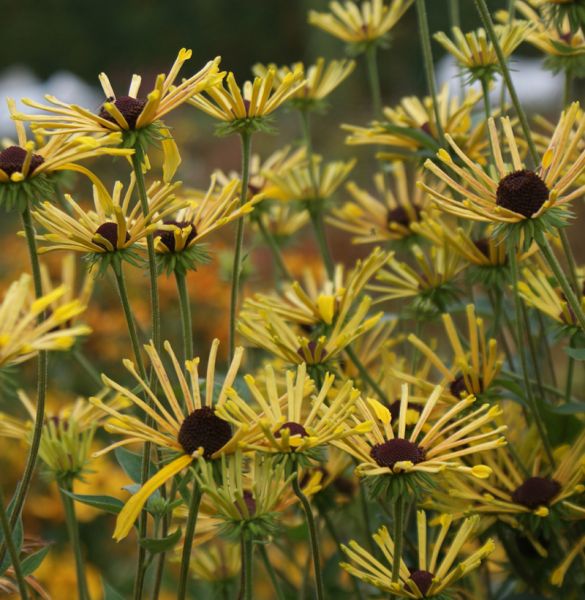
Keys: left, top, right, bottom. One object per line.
{"left": 0, "top": 100, "right": 130, "bottom": 211}
{"left": 264, "top": 157, "right": 356, "bottom": 204}
{"left": 395, "top": 304, "right": 504, "bottom": 402}
{"left": 334, "top": 384, "right": 506, "bottom": 481}
{"left": 252, "top": 58, "right": 356, "bottom": 108}
{"left": 369, "top": 243, "right": 465, "bottom": 311}
{"left": 421, "top": 103, "right": 585, "bottom": 224}
{"left": 188, "top": 67, "right": 304, "bottom": 133}
{"left": 0, "top": 273, "right": 91, "bottom": 369}
{"left": 518, "top": 266, "right": 585, "bottom": 327}
{"left": 340, "top": 511, "right": 495, "bottom": 597}
{"left": 0, "top": 390, "right": 127, "bottom": 481}
{"left": 444, "top": 433, "right": 585, "bottom": 520}
{"left": 194, "top": 450, "right": 293, "bottom": 537}
{"left": 327, "top": 164, "right": 427, "bottom": 244}
{"left": 434, "top": 23, "right": 532, "bottom": 82}
{"left": 217, "top": 362, "right": 370, "bottom": 457}
{"left": 238, "top": 291, "right": 383, "bottom": 365}
{"left": 32, "top": 177, "right": 183, "bottom": 258}
{"left": 17, "top": 50, "right": 222, "bottom": 180}
{"left": 255, "top": 203, "right": 310, "bottom": 240}
{"left": 243, "top": 247, "right": 387, "bottom": 327}
{"left": 308, "top": 0, "right": 414, "bottom": 47}
{"left": 91, "top": 339, "right": 253, "bottom": 541}
{"left": 344, "top": 85, "right": 486, "bottom": 162}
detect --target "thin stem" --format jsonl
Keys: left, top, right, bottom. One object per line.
{"left": 365, "top": 44, "right": 383, "bottom": 118}
{"left": 0, "top": 205, "right": 48, "bottom": 567}
{"left": 131, "top": 146, "right": 161, "bottom": 353}
{"left": 229, "top": 131, "right": 252, "bottom": 363}
{"left": 508, "top": 249, "right": 555, "bottom": 466}
{"left": 346, "top": 346, "right": 386, "bottom": 403}
{"left": 480, "top": 77, "right": 497, "bottom": 163}
{"left": 448, "top": 0, "right": 460, "bottom": 28}
{"left": 241, "top": 536, "right": 254, "bottom": 600}
{"left": 177, "top": 479, "right": 202, "bottom": 600}
{"left": 111, "top": 264, "right": 147, "bottom": 378}
{"left": 565, "top": 334, "right": 576, "bottom": 404}
{"left": 299, "top": 109, "right": 319, "bottom": 195}
{"left": 535, "top": 309, "right": 558, "bottom": 388}
{"left": 59, "top": 480, "right": 89, "bottom": 600}
{"left": 391, "top": 495, "right": 405, "bottom": 584}
{"left": 563, "top": 70, "right": 573, "bottom": 108}
{"left": 175, "top": 271, "right": 194, "bottom": 362}
{"left": 558, "top": 228, "right": 581, "bottom": 297}
{"left": 0, "top": 486, "right": 28, "bottom": 600}
{"left": 415, "top": 0, "right": 446, "bottom": 146}
{"left": 537, "top": 233, "right": 585, "bottom": 331}
{"left": 308, "top": 203, "right": 334, "bottom": 279}
{"left": 72, "top": 347, "right": 103, "bottom": 388}
{"left": 292, "top": 473, "right": 324, "bottom": 600}
{"left": 520, "top": 303, "right": 548, "bottom": 403}
{"left": 259, "top": 544, "right": 285, "bottom": 600}
{"left": 474, "top": 0, "right": 539, "bottom": 166}
{"left": 255, "top": 216, "right": 293, "bottom": 281}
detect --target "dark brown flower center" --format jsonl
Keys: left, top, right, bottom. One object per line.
{"left": 370, "top": 438, "right": 426, "bottom": 469}
{"left": 0, "top": 145, "right": 44, "bottom": 176}
{"left": 333, "top": 476, "right": 356, "bottom": 498}
{"left": 409, "top": 569, "right": 434, "bottom": 596}
{"left": 98, "top": 95, "right": 147, "bottom": 129}
{"left": 275, "top": 421, "right": 308, "bottom": 438}
{"left": 387, "top": 206, "right": 420, "bottom": 229}
{"left": 296, "top": 340, "right": 327, "bottom": 363}
{"left": 93, "top": 222, "right": 130, "bottom": 251}
{"left": 511, "top": 477, "right": 561, "bottom": 509}
{"left": 155, "top": 220, "right": 197, "bottom": 252}
{"left": 473, "top": 238, "right": 491, "bottom": 258}
{"left": 177, "top": 406, "right": 232, "bottom": 458}
{"left": 388, "top": 399, "right": 422, "bottom": 423}
{"left": 496, "top": 169, "right": 549, "bottom": 218}
{"left": 449, "top": 374, "right": 483, "bottom": 399}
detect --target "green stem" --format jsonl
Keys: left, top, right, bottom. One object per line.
{"left": 537, "top": 233, "right": 585, "bottom": 331}
{"left": 474, "top": 0, "right": 539, "bottom": 166}
{"left": 415, "top": 0, "right": 446, "bottom": 147}
{"left": 175, "top": 271, "right": 194, "bottom": 362}
{"left": 391, "top": 495, "right": 405, "bottom": 584}
{"left": 299, "top": 109, "right": 319, "bottom": 196}
{"left": 0, "top": 486, "right": 28, "bottom": 600}
{"left": 558, "top": 228, "right": 581, "bottom": 297}
{"left": 535, "top": 309, "right": 558, "bottom": 388}
{"left": 241, "top": 536, "right": 254, "bottom": 600}
{"left": 508, "top": 249, "right": 555, "bottom": 466}
{"left": 255, "top": 216, "right": 293, "bottom": 281}
{"left": 259, "top": 544, "right": 285, "bottom": 600}
{"left": 480, "top": 77, "right": 497, "bottom": 163}
{"left": 520, "top": 303, "right": 548, "bottom": 404}
{"left": 59, "top": 480, "right": 89, "bottom": 600}
{"left": 448, "top": 0, "right": 460, "bottom": 28}
{"left": 365, "top": 44, "right": 383, "bottom": 118}
{"left": 229, "top": 131, "right": 252, "bottom": 363}
{"left": 292, "top": 473, "right": 324, "bottom": 600}
{"left": 0, "top": 205, "right": 48, "bottom": 568}
{"left": 563, "top": 70, "right": 573, "bottom": 108}
{"left": 308, "top": 203, "right": 334, "bottom": 279}
{"left": 565, "top": 334, "right": 576, "bottom": 404}
{"left": 346, "top": 346, "right": 386, "bottom": 403}
{"left": 177, "top": 479, "right": 202, "bottom": 600}
{"left": 131, "top": 146, "right": 161, "bottom": 353}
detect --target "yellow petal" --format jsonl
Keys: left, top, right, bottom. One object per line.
{"left": 160, "top": 127, "right": 181, "bottom": 182}
{"left": 317, "top": 294, "right": 335, "bottom": 325}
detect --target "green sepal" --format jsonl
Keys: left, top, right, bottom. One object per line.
{"left": 83, "top": 247, "right": 144, "bottom": 277}
{"left": 215, "top": 115, "right": 276, "bottom": 138}
{"left": 365, "top": 471, "right": 436, "bottom": 502}
{"left": 121, "top": 120, "right": 168, "bottom": 155}
{"left": 216, "top": 512, "right": 280, "bottom": 542}
{"left": 156, "top": 243, "right": 212, "bottom": 277}
{"left": 0, "top": 173, "right": 54, "bottom": 212}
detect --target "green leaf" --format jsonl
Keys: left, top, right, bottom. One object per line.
{"left": 565, "top": 346, "right": 585, "bottom": 360}
{"left": 20, "top": 545, "right": 51, "bottom": 577}
{"left": 61, "top": 491, "right": 124, "bottom": 515}
{"left": 0, "top": 496, "right": 24, "bottom": 576}
{"left": 115, "top": 447, "right": 155, "bottom": 483}
{"left": 102, "top": 580, "right": 126, "bottom": 600}
{"left": 546, "top": 402, "right": 585, "bottom": 414}
{"left": 139, "top": 528, "right": 182, "bottom": 554}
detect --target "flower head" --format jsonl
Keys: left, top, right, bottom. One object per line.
{"left": 341, "top": 511, "right": 495, "bottom": 597}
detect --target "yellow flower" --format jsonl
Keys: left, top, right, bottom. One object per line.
{"left": 422, "top": 103, "right": 585, "bottom": 224}
{"left": 344, "top": 84, "right": 487, "bottom": 163}
{"left": 189, "top": 67, "right": 304, "bottom": 133}
{"left": 395, "top": 304, "right": 503, "bottom": 402}
{"left": 91, "top": 339, "right": 253, "bottom": 540}
{"left": 217, "top": 362, "right": 370, "bottom": 457}
{"left": 518, "top": 265, "right": 585, "bottom": 327}
{"left": 551, "top": 534, "right": 585, "bottom": 587}
{"left": 341, "top": 511, "right": 495, "bottom": 597}
{"left": 434, "top": 23, "right": 532, "bottom": 81}
{"left": 0, "top": 100, "right": 130, "bottom": 211}
{"left": 32, "top": 177, "right": 183, "bottom": 260}
{"left": 17, "top": 50, "right": 222, "bottom": 180}
{"left": 308, "top": 0, "right": 414, "bottom": 47}
{"left": 264, "top": 156, "right": 356, "bottom": 203}
{"left": 0, "top": 273, "right": 91, "bottom": 369}
{"left": 443, "top": 433, "right": 585, "bottom": 520}
{"left": 327, "top": 163, "right": 427, "bottom": 243}
{"left": 243, "top": 247, "right": 387, "bottom": 327}
{"left": 335, "top": 384, "right": 506, "bottom": 481}
{"left": 253, "top": 58, "right": 356, "bottom": 108}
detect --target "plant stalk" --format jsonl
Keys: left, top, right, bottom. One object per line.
{"left": 177, "top": 479, "right": 202, "bottom": 600}
{"left": 175, "top": 271, "right": 194, "bottom": 362}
